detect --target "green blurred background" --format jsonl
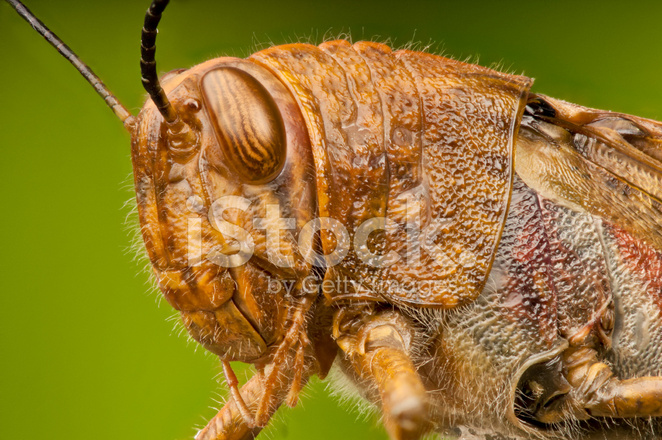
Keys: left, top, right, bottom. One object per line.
{"left": 1, "top": 1, "right": 661, "bottom": 439}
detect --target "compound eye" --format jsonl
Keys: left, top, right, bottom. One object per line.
{"left": 202, "top": 67, "right": 286, "bottom": 183}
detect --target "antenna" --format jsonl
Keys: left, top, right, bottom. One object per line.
{"left": 140, "top": 0, "right": 177, "bottom": 123}
{"left": 5, "top": 0, "right": 135, "bottom": 129}
{"left": 140, "top": 0, "right": 193, "bottom": 144}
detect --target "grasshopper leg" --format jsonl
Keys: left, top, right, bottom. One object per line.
{"left": 522, "top": 347, "right": 662, "bottom": 424}
{"left": 566, "top": 347, "right": 662, "bottom": 419}
{"left": 334, "top": 308, "right": 430, "bottom": 440}
{"left": 588, "top": 376, "right": 662, "bottom": 418}
{"left": 196, "top": 374, "right": 272, "bottom": 440}
{"left": 254, "top": 295, "right": 314, "bottom": 426}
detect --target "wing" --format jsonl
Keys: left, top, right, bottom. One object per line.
{"left": 516, "top": 94, "right": 662, "bottom": 252}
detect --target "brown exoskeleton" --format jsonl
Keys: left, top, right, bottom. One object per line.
{"left": 7, "top": 1, "right": 662, "bottom": 439}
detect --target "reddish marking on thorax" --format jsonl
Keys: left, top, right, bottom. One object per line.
{"left": 612, "top": 226, "right": 662, "bottom": 314}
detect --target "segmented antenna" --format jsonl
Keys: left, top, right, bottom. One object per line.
{"left": 140, "top": 0, "right": 193, "bottom": 144}
{"left": 5, "top": 0, "right": 134, "bottom": 127}
{"left": 141, "top": 0, "right": 179, "bottom": 124}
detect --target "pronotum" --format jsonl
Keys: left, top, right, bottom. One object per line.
{"left": 5, "top": 0, "right": 662, "bottom": 440}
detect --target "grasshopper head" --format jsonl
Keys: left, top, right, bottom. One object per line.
{"left": 131, "top": 55, "right": 319, "bottom": 362}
